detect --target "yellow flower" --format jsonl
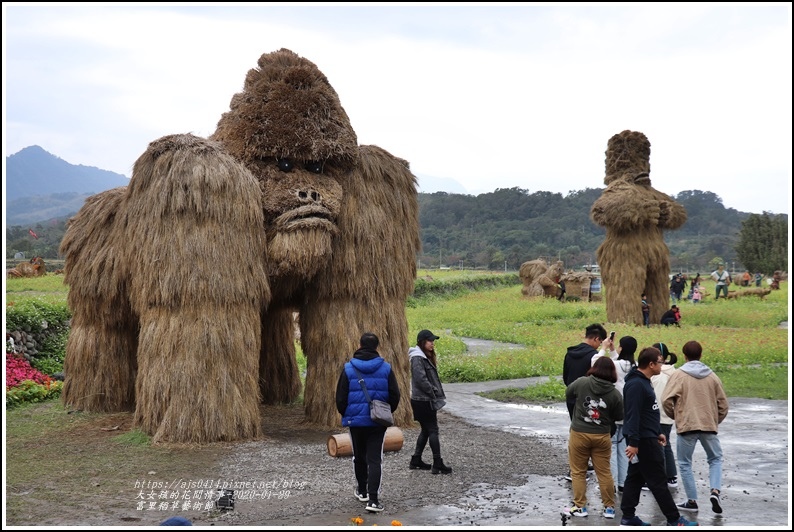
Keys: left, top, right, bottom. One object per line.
{"left": 390, "top": 520, "right": 403, "bottom": 526}
{"left": 351, "top": 516, "right": 364, "bottom": 526}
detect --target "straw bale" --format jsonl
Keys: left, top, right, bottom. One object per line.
{"left": 560, "top": 271, "right": 597, "bottom": 301}
{"left": 590, "top": 131, "right": 687, "bottom": 324}
{"left": 61, "top": 134, "right": 269, "bottom": 442}
{"left": 125, "top": 135, "right": 268, "bottom": 442}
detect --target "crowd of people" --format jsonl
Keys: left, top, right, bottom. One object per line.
{"left": 334, "top": 316, "right": 730, "bottom": 525}
{"left": 563, "top": 325, "right": 729, "bottom": 526}
{"left": 643, "top": 265, "right": 780, "bottom": 326}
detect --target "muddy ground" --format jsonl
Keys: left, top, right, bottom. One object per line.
{"left": 5, "top": 400, "right": 568, "bottom": 528}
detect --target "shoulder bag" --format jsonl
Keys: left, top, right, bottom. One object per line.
{"left": 352, "top": 367, "right": 394, "bottom": 427}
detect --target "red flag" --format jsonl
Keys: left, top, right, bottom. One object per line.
{"left": 28, "top": 228, "right": 39, "bottom": 239}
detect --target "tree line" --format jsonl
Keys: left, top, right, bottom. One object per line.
{"left": 5, "top": 188, "right": 788, "bottom": 275}
{"left": 417, "top": 187, "right": 787, "bottom": 275}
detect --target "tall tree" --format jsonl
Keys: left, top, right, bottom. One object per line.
{"left": 735, "top": 212, "right": 788, "bottom": 274}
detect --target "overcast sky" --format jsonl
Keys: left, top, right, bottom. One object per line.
{"left": 3, "top": 3, "right": 792, "bottom": 215}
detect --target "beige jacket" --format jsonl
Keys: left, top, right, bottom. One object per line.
{"left": 662, "top": 360, "right": 729, "bottom": 433}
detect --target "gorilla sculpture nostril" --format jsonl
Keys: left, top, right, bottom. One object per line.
{"left": 297, "top": 190, "right": 321, "bottom": 202}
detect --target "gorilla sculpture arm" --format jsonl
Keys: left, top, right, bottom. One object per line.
{"left": 62, "top": 135, "right": 271, "bottom": 443}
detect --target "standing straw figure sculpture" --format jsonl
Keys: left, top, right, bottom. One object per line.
{"left": 60, "top": 49, "right": 420, "bottom": 443}
{"left": 590, "top": 131, "right": 686, "bottom": 325}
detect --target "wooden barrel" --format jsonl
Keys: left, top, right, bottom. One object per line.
{"left": 327, "top": 427, "right": 404, "bottom": 457}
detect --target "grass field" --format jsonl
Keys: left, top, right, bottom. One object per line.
{"left": 406, "top": 275, "right": 789, "bottom": 400}
{"left": 5, "top": 272, "right": 790, "bottom": 400}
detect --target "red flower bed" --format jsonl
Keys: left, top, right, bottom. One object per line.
{"left": 6, "top": 353, "right": 53, "bottom": 388}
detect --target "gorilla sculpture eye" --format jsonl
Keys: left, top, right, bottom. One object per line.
{"left": 305, "top": 161, "right": 323, "bottom": 174}
{"left": 277, "top": 158, "right": 293, "bottom": 172}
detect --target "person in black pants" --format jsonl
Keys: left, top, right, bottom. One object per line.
{"left": 336, "top": 332, "right": 400, "bottom": 513}
{"left": 408, "top": 329, "right": 452, "bottom": 474}
{"left": 620, "top": 347, "right": 696, "bottom": 526}
{"left": 660, "top": 305, "right": 681, "bottom": 327}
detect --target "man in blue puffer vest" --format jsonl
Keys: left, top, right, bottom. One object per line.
{"left": 335, "top": 332, "right": 401, "bottom": 513}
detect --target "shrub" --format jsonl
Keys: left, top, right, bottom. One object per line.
{"left": 31, "top": 332, "right": 68, "bottom": 375}
{"left": 5, "top": 299, "right": 71, "bottom": 333}
{"left": 6, "top": 379, "right": 63, "bottom": 408}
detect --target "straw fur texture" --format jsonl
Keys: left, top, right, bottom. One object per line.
{"left": 7, "top": 256, "right": 47, "bottom": 278}
{"left": 519, "top": 259, "right": 563, "bottom": 298}
{"left": 60, "top": 49, "right": 420, "bottom": 441}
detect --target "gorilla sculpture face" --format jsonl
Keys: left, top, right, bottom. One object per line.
{"left": 251, "top": 155, "right": 344, "bottom": 279}
{"left": 603, "top": 130, "right": 652, "bottom": 187}
{"left": 210, "top": 48, "right": 358, "bottom": 280}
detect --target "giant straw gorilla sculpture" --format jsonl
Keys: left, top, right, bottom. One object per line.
{"left": 60, "top": 49, "right": 421, "bottom": 443}
{"left": 590, "top": 130, "right": 686, "bottom": 325}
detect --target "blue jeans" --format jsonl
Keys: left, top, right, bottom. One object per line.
{"left": 677, "top": 431, "right": 723, "bottom": 501}
{"left": 611, "top": 423, "right": 628, "bottom": 488}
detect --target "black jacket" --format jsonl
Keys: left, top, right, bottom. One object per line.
{"left": 563, "top": 342, "right": 598, "bottom": 387}
{"left": 622, "top": 367, "right": 661, "bottom": 447}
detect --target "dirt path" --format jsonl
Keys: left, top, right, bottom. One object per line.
{"left": 5, "top": 401, "right": 567, "bottom": 527}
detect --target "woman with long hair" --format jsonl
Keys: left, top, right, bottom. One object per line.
{"left": 408, "top": 329, "right": 452, "bottom": 474}
{"left": 593, "top": 335, "right": 637, "bottom": 493}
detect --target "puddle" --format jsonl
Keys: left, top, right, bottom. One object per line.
{"left": 459, "top": 337, "right": 524, "bottom": 355}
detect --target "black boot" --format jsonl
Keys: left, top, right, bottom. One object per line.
{"left": 431, "top": 457, "right": 452, "bottom": 475}
{"left": 409, "top": 455, "right": 431, "bottom": 470}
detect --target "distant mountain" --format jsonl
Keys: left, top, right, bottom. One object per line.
{"left": 5, "top": 146, "right": 130, "bottom": 226}
{"left": 6, "top": 145, "right": 130, "bottom": 200}
{"left": 416, "top": 173, "right": 469, "bottom": 195}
